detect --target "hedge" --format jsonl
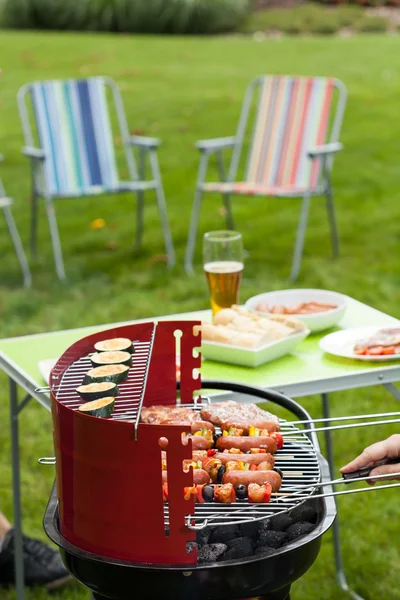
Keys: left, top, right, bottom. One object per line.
{"left": 2, "top": 0, "right": 253, "bottom": 34}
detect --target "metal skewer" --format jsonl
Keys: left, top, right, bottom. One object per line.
{"left": 280, "top": 470, "right": 400, "bottom": 498}
{"left": 285, "top": 482, "right": 400, "bottom": 503}
{"left": 282, "top": 417, "right": 400, "bottom": 436}
{"left": 286, "top": 410, "right": 400, "bottom": 427}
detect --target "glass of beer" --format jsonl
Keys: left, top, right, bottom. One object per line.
{"left": 203, "top": 231, "right": 244, "bottom": 316}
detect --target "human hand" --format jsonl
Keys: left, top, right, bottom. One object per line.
{"left": 340, "top": 434, "right": 400, "bottom": 484}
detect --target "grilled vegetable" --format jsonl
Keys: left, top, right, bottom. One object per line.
{"left": 235, "top": 484, "right": 247, "bottom": 500}
{"left": 83, "top": 364, "right": 129, "bottom": 385}
{"left": 216, "top": 465, "right": 226, "bottom": 483}
{"left": 78, "top": 397, "right": 115, "bottom": 418}
{"left": 90, "top": 351, "right": 132, "bottom": 367}
{"left": 248, "top": 483, "right": 272, "bottom": 503}
{"left": 202, "top": 485, "right": 214, "bottom": 502}
{"left": 214, "top": 483, "right": 236, "bottom": 504}
{"left": 270, "top": 432, "right": 284, "bottom": 450}
{"left": 202, "top": 457, "right": 222, "bottom": 481}
{"left": 183, "top": 485, "right": 206, "bottom": 503}
{"left": 94, "top": 337, "right": 133, "bottom": 354}
{"left": 76, "top": 382, "right": 118, "bottom": 402}
{"left": 162, "top": 483, "right": 168, "bottom": 501}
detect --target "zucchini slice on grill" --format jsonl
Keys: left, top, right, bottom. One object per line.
{"left": 78, "top": 397, "right": 115, "bottom": 418}
{"left": 90, "top": 350, "right": 132, "bottom": 367}
{"left": 76, "top": 381, "right": 118, "bottom": 402}
{"left": 83, "top": 364, "right": 129, "bottom": 385}
{"left": 94, "top": 337, "right": 134, "bottom": 354}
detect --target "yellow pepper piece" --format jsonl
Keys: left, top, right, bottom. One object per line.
{"left": 223, "top": 430, "right": 229, "bottom": 436}
{"left": 249, "top": 425, "right": 256, "bottom": 437}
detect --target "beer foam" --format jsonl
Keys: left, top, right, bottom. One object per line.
{"left": 204, "top": 261, "right": 244, "bottom": 273}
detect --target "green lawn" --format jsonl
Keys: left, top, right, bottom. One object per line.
{"left": 1, "top": 31, "right": 400, "bottom": 600}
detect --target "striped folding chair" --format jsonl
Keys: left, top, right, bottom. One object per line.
{"left": 0, "top": 156, "right": 32, "bottom": 287}
{"left": 18, "top": 77, "right": 175, "bottom": 280}
{"left": 185, "top": 76, "right": 347, "bottom": 280}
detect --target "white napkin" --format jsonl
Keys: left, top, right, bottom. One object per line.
{"left": 38, "top": 358, "right": 57, "bottom": 385}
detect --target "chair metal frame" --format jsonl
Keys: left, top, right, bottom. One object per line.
{"left": 17, "top": 77, "right": 175, "bottom": 280}
{"left": 185, "top": 76, "right": 347, "bottom": 280}
{"left": 0, "top": 156, "right": 32, "bottom": 287}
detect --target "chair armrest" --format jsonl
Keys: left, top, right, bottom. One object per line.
{"left": 196, "top": 136, "right": 236, "bottom": 152}
{"left": 128, "top": 135, "right": 161, "bottom": 149}
{"left": 22, "top": 146, "right": 46, "bottom": 159}
{"left": 308, "top": 142, "right": 343, "bottom": 159}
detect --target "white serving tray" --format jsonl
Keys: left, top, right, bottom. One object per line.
{"left": 201, "top": 329, "right": 309, "bottom": 368}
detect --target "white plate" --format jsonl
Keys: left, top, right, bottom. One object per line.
{"left": 245, "top": 289, "right": 347, "bottom": 333}
{"left": 38, "top": 358, "right": 57, "bottom": 384}
{"left": 201, "top": 329, "right": 309, "bottom": 368}
{"left": 320, "top": 326, "right": 400, "bottom": 362}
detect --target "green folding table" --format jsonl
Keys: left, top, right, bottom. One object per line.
{"left": 1, "top": 296, "right": 400, "bottom": 600}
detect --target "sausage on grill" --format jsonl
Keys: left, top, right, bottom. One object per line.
{"left": 220, "top": 419, "right": 280, "bottom": 434}
{"left": 159, "top": 435, "right": 213, "bottom": 451}
{"left": 217, "top": 452, "right": 275, "bottom": 468}
{"left": 222, "top": 469, "right": 282, "bottom": 492}
{"left": 216, "top": 436, "right": 277, "bottom": 454}
{"left": 162, "top": 468, "right": 210, "bottom": 486}
{"left": 160, "top": 419, "right": 215, "bottom": 434}
{"left": 186, "top": 435, "right": 214, "bottom": 451}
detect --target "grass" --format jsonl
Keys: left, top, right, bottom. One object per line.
{"left": 240, "top": 4, "right": 389, "bottom": 35}
{"left": 1, "top": 31, "right": 400, "bottom": 600}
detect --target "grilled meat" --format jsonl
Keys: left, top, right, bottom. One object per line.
{"left": 200, "top": 400, "right": 280, "bottom": 433}
{"left": 141, "top": 405, "right": 214, "bottom": 432}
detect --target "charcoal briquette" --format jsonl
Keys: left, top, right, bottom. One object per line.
{"left": 196, "top": 528, "right": 211, "bottom": 547}
{"left": 258, "top": 529, "right": 287, "bottom": 549}
{"left": 225, "top": 536, "right": 254, "bottom": 559}
{"left": 197, "top": 543, "right": 228, "bottom": 563}
{"left": 220, "top": 547, "right": 239, "bottom": 562}
{"left": 289, "top": 503, "right": 317, "bottom": 523}
{"left": 269, "top": 514, "right": 294, "bottom": 532}
{"left": 258, "top": 519, "right": 271, "bottom": 533}
{"left": 286, "top": 521, "right": 315, "bottom": 541}
{"left": 239, "top": 521, "right": 260, "bottom": 539}
{"left": 209, "top": 525, "right": 240, "bottom": 544}
{"left": 254, "top": 546, "right": 276, "bottom": 557}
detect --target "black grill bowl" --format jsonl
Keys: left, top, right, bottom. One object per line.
{"left": 44, "top": 455, "right": 335, "bottom": 600}
{"left": 43, "top": 382, "right": 336, "bottom": 600}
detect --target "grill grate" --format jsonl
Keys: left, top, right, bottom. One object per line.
{"left": 54, "top": 346, "right": 321, "bottom": 530}
{"left": 55, "top": 340, "right": 153, "bottom": 421}
{"left": 166, "top": 413, "right": 321, "bottom": 530}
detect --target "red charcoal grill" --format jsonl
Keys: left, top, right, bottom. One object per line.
{"left": 42, "top": 320, "right": 338, "bottom": 600}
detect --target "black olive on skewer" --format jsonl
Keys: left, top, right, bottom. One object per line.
{"left": 217, "top": 466, "right": 226, "bottom": 483}
{"left": 213, "top": 432, "right": 222, "bottom": 444}
{"left": 235, "top": 485, "right": 247, "bottom": 500}
{"left": 202, "top": 485, "right": 214, "bottom": 502}
{"left": 273, "top": 467, "right": 283, "bottom": 479}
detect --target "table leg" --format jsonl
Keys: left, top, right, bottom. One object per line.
{"left": 383, "top": 383, "right": 400, "bottom": 403}
{"left": 321, "top": 393, "right": 364, "bottom": 600}
{"left": 9, "top": 378, "right": 25, "bottom": 600}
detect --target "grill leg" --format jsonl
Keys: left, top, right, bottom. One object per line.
{"left": 321, "top": 393, "right": 365, "bottom": 600}
{"left": 9, "top": 378, "right": 25, "bottom": 600}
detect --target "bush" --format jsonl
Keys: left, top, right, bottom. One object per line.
{"left": 2, "top": 0, "right": 253, "bottom": 34}
{"left": 313, "top": 0, "right": 388, "bottom": 5}
{"left": 239, "top": 4, "right": 341, "bottom": 35}
{"left": 2, "top": 0, "right": 88, "bottom": 30}
{"left": 355, "top": 15, "right": 388, "bottom": 32}
{"left": 239, "top": 3, "right": 390, "bottom": 36}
